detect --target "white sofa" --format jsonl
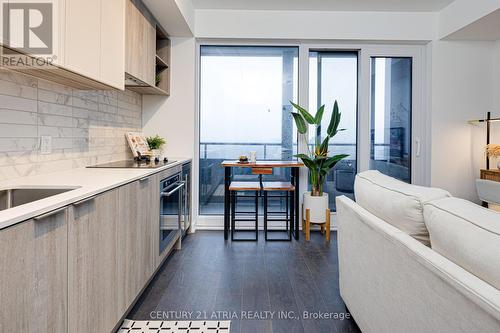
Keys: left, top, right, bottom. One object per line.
{"left": 336, "top": 170, "right": 500, "bottom": 333}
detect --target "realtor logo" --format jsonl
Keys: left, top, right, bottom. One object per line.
{"left": 3, "top": 2, "right": 53, "bottom": 54}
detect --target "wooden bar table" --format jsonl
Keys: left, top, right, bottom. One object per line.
{"left": 221, "top": 160, "right": 304, "bottom": 240}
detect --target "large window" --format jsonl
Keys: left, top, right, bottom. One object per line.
{"left": 197, "top": 44, "right": 421, "bottom": 219}
{"left": 309, "top": 51, "right": 358, "bottom": 210}
{"left": 199, "top": 46, "right": 298, "bottom": 215}
{"left": 370, "top": 57, "right": 412, "bottom": 183}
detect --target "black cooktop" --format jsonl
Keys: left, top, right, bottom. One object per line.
{"left": 87, "top": 159, "right": 177, "bottom": 169}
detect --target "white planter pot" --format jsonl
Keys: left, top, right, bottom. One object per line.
{"left": 303, "top": 192, "right": 329, "bottom": 223}
{"left": 151, "top": 149, "right": 163, "bottom": 158}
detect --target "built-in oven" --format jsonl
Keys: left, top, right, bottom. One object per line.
{"left": 159, "top": 172, "right": 184, "bottom": 255}
{"left": 181, "top": 162, "right": 191, "bottom": 237}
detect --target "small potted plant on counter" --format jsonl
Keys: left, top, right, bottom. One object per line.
{"left": 290, "top": 100, "right": 348, "bottom": 224}
{"left": 146, "top": 135, "right": 166, "bottom": 158}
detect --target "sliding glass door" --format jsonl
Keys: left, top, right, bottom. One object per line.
{"left": 199, "top": 46, "right": 298, "bottom": 215}
{"left": 309, "top": 51, "right": 358, "bottom": 210}
{"left": 370, "top": 57, "right": 412, "bottom": 183}
{"left": 197, "top": 43, "right": 424, "bottom": 218}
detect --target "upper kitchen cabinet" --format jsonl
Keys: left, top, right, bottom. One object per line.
{"left": 125, "top": 0, "right": 170, "bottom": 95}
{"left": 1, "top": 0, "right": 125, "bottom": 90}
{"left": 64, "top": 0, "right": 125, "bottom": 89}
{"left": 64, "top": 0, "right": 101, "bottom": 80}
{"left": 101, "top": 0, "right": 126, "bottom": 89}
{"left": 125, "top": 0, "right": 155, "bottom": 87}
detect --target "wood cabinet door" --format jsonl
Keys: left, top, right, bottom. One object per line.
{"left": 138, "top": 177, "right": 156, "bottom": 282}
{"left": 0, "top": 209, "right": 68, "bottom": 333}
{"left": 125, "top": 0, "right": 155, "bottom": 86}
{"left": 149, "top": 173, "right": 161, "bottom": 270}
{"left": 117, "top": 176, "right": 157, "bottom": 312}
{"left": 145, "top": 20, "right": 156, "bottom": 87}
{"left": 64, "top": 0, "right": 101, "bottom": 80}
{"left": 117, "top": 180, "right": 141, "bottom": 312}
{"left": 100, "top": 0, "right": 125, "bottom": 89}
{"left": 68, "top": 190, "right": 120, "bottom": 333}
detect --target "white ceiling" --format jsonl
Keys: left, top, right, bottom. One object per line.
{"left": 192, "top": 0, "right": 455, "bottom": 12}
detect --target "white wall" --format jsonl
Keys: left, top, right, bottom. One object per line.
{"left": 439, "top": 0, "right": 500, "bottom": 39}
{"left": 140, "top": 4, "right": 500, "bottom": 222}
{"left": 141, "top": 40, "right": 498, "bottom": 207}
{"left": 430, "top": 40, "right": 494, "bottom": 201}
{"left": 142, "top": 37, "right": 196, "bottom": 158}
{"left": 142, "top": 37, "right": 197, "bottom": 226}
{"left": 143, "top": 0, "right": 195, "bottom": 36}
{"left": 491, "top": 39, "right": 500, "bottom": 148}
{"left": 493, "top": 40, "right": 500, "bottom": 113}
{"left": 195, "top": 9, "right": 437, "bottom": 41}
{"left": 175, "top": 0, "right": 195, "bottom": 33}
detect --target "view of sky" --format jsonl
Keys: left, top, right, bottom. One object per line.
{"left": 200, "top": 51, "right": 298, "bottom": 144}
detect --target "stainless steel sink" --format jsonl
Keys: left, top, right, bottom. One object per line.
{"left": 0, "top": 186, "right": 80, "bottom": 211}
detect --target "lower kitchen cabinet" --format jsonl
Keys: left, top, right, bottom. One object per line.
{"left": 69, "top": 176, "right": 161, "bottom": 332}
{"left": 0, "top": 208, "right": 68, "bottom": 333}
{"left": 68, "top": 189, "right": 120, "bottom": 333}
{"left": 117, "top": 175, "right": 160, "bottom": 312}
{"left": 0, "top": 166, "right": 178, "bottom": 332}
{"left": 118, "top": 180, "right": 147, "bottom": 311}
{"left": 148, "top": 173, "right": 161, "bottom": 270}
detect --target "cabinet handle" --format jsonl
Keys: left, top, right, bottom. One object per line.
{"left": 34, "top": 207, "right": 67, "bottom": 221}
{"left": 161, "top": 182, "right": 185, "bottom": 197}
{"left": 73, "top": 196, "right": 96, "bottom": 207}
{"left": 139, "top": 176, "right": 149, "bottom": 182}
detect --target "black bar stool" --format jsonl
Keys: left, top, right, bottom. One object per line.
{"left": 229, "top": 181, "right": 261, "bottom": 241}
{"left": 262, "top": 181, "right": 295, "bottom": 241}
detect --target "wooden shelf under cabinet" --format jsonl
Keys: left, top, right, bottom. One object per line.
{"left": 156, "top": 55, "right": 168, "bottom": 70}
{"left": 127, "top": 84, "right": 169, "bottom": 96}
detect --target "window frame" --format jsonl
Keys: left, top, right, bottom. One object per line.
{"left": 194, "top": 40, "right": 429, "bottom": 229}
{"left": 308, "top": 49, "right": 360, "bottom": 209}
{"left": 369, "top": 56, "right": 413, "bottom": 183}
{"left": 198, "top": 44, "right": 300, "bottom": 216}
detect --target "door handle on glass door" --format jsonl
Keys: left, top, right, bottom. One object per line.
{"left": 415, "top": 138, "right": 421, "bottom": 157}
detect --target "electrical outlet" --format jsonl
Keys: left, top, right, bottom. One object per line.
{"left": 40, "top": 136, "right": 52, "bottom": 154}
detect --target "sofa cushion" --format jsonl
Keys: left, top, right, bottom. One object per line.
{"left": 424, "top": 197, "right": 500, "bottom": 290}
{"left": 354, "top": 170, "right": 451, "bottom": 245}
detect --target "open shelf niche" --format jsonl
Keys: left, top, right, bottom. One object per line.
{"left": 154, "top": 27, "right": 170, "bottom": 95}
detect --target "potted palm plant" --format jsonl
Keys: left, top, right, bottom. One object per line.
{"left": 290, "top": 100, "right": 348, "bottom": 222}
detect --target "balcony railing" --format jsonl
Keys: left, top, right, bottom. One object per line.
{"left": 200, "top": 142, "right": 358, "bottom": 160}
{"left": 198, "top": 141, "right": 361, "bottom": 214}
{"left": 198, "top": 141, "right": 408, "bottom": 214}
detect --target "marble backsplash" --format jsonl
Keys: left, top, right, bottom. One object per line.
{"left": 0, "top": 70, "right": 142, "bottom": 182}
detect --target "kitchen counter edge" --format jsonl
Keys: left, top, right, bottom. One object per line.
{"left": 0, "top": 158, "right": 192, "bottom": 230}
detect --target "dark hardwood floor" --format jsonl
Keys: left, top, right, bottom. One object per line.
{"left": 128, "top": 231, "right": 361, "bottom": 333}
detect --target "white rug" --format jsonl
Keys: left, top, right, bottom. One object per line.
{"left": 118, "top": 319, "right": 231, "bottom": 333}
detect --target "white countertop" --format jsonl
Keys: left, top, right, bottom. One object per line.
{"left": 0, "top": 158, "right": 191, "bottom": 230}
